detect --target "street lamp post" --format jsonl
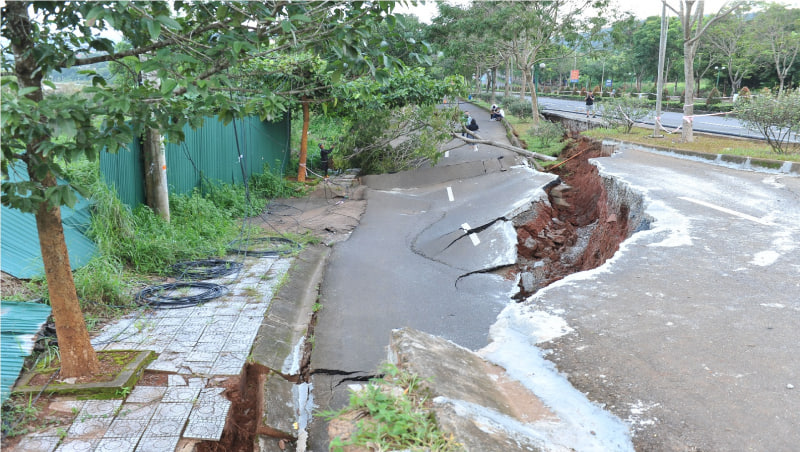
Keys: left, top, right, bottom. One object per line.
{"left": 535, "top": 62, "right": 545, "bottom": 95}
{"left": 715, "top": 66, "right": 726, "bottom": 92}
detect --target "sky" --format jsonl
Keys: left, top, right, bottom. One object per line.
{"left": 397, "top": 0, "right": 800, "bottom": 23}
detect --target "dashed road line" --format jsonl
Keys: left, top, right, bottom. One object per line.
{"left": 678, "top": 196, "right": 772, "bottom": 225}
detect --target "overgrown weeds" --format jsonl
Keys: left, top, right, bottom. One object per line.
{"left": 321, "top": 363, "right": 463, "bottom": 452}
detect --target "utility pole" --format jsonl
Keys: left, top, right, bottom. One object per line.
{"left": 653, "top": 0, "right": 668, "bottom": 138}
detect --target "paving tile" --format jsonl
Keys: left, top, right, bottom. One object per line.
{"left": 221, "top": 338, "right": 253, "bottom": 353}
{"left": 168, "top": 374, "right": 187, "bottom": 386}
{"left": 141, "top": 418, "right": 185, "bottom": 437}
{"left": 155, "top": 316, "right": 186, "bottom": 327}
{"left": 146, "top": 354, "right": 183, "bottom": 373}
{"left": 116, "top": 403, "right": 156, "bottom": 421}
{"left": 161, "top": 386, "right": 201, "bottom": 404}
{"left": 189, "top": 401, "right": 231, "bottom": 420}
{"left": 13, "top": 435, "right": 60, "bottom": 452}
{"left": 95, "top": 436, "right": 138, "bottom": 452}
{"left": 183, "top": 417, "right": 226, "bottom": 440}
{"left": 183, "top": 361, "right": 212, "bottom": 374}
{"left": 125, "top": 386, "right": 166, "bottom": 404}
{"left": 103, "top": 418, "right": 149, "bottom": 438}
{"left": 152, "top": 402, "right": 193, "bottom": 420}
{"left": 193, "top": 340, "right": 225, "bottom": 354}
{"left": 55, "top": 438, "right": 100, "bottom": 452}
{"left": 82, "top": 400, "right": 123, "bottom": 417}
{"left": 186, "top": 351, "right": 217, "bottom": 363}
{"left": 134, "top": 435, "right": 180, "bottom": 452}
{"left": 163, "top": 340, "right": 194, "bottom": 353}
{"left": 67, "top": 415, "right": 112, "bottom": 438}
{"left": 188, "top": 377, "right": 207, "bottom": 388}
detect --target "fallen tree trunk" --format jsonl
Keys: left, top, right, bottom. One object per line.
{"left": 451, "top": 129, "right": 556, "bottom": 171}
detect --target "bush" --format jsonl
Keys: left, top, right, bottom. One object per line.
{"left": 738, "top": 86, "right": 751, "bottom": 99}
{"left": 599, "top": 96, "right": 651, "bottom": 133}
{"left": 529, "top": 121, "right": 565, "bottom": 147}
{"left": 505, "top": 98, "right": 533, "bottom": 119}
{"left": 735, "top": 89, "right": 800, "bottom": 154}
{"left": 706, "top": 87, "right": 722, "bottom": 107}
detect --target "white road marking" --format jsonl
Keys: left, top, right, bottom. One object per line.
{"left": 461, "top": 222, "right": 471, "bottom": 231}
{"left": 444, "top": 150, "right": 450, "bottom": 158}
{"left": 447, "top": 186, "right": 454, "bottom": 202}
{"left": 678, "top": 196, "right": 772, "bottom": 225}
{"left": 469, "top": 233, "right": 481, "bottom": 246}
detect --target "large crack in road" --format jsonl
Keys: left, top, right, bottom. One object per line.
{"left": 513, "top": 136, "right": 651, "bottom": 299}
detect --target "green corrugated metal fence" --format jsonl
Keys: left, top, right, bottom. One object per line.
{"left": 1, "top": 300, "right": 52, "bottom": 404}
{"left": 100, "top": 115, "right": 291, "bottom": 207}
{"left": 1, "top": 162, "right": 97, "bottom": 279}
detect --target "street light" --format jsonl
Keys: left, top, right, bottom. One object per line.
{"left": 535, "top": 62, "right": 546, "bottom": 95}
{"left": 715, "top": 66, "right": 726, "bottom": 92}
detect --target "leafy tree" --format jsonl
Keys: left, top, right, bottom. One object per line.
{"left": 1, "top": 0, "right": 401, "bottom": 378}
{"left": 490, "top": 0, "right": 608, "bottom": 124}
{"left": 332, "top": 68, "right": 466, "bottom": 173}
{"left": 705, "top": 5, "right": 762, "bottom": 93}
{"left": 665, "top": 0, "right": 746, "bottom": 142}
{"left": 599, "top": 95, "right": 652, "bottom": 133}
{"left": 750, "top": 3, "right": 800, "bottom": 93}
{"left": 735, "top": 89, "right": 800, "bottom": 154}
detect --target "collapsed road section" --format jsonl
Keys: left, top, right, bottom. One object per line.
{"left": 513, "top": 136, "right": 650, "bottom": 298}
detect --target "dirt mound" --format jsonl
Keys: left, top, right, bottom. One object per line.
{"left": 514, "top": 137, "right": 631, "bottom": 298}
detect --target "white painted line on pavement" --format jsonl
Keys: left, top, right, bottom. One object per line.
{"left": 445, "top": 150, "right": 450, "bottom": 158}
{"left": 461, "top": 222, "right": 471, "bottom": 231}
{"left": 678, "top": 196, "right": 772, "bottom": 225}
{"left": 447, "top": 186, "right": 454, "bottom": 202}
{"left": 469, "top": 233, "right": 481, "bottom": 246}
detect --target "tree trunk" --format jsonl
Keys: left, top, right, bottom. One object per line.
{"left": 34, "top": 185, "right": 100, "bottom": 378}
{"left": 297, "top": 99, "right": 310, "bottom": 182}
{"left": 142, "top": 128, "right": 170, "bottom": 221}
{"left": 505, "top": 60, "right": 512, "bottom": 97}
{"left": 529, "top": 72, "right": 541, "bottom": 126}
{"left": 682, "top": 41, "right": 696, "bottom": 142}
{"left": 7, "top": 0, "right": 100, "bottom": 379}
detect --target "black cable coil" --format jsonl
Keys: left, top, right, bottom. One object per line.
{"left": 169, "top": 259, "right": 243, "bottom": 280}
{"left": 135, "top": 282, "right": 229, "bottom": 309}
{"left": 227, "top": 236, "right": 301, "bottom": 257}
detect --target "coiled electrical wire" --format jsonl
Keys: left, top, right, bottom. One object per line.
{"left": 227, "top": 236, "right": 301, "bottom": 257}
{"left": 169, "top": 259, "right": 243, "bottom": 280}
{"left": 135, "top": 282, "right": 228, "bottom": 309}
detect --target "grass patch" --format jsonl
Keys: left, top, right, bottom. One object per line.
{"left": 321, "top": 363, "right": 463, "bottom": 452}
{"left": 582, "top": 126, "right": 800, "bottom": 162}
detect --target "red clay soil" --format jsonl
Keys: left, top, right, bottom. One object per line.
{"left": 196, "top": 364, "right": 265, "bottom": 452}
{"left": 515, "top": 136, "right": 630, "bottom": 298}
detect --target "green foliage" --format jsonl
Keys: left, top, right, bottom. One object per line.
{"left": 323, "top": 363, "right": 463, "bottom": 452}
{"left": 528, "top": 121, "right": 566, "bottom": 149}
{"left": 735, "top": 89, "right": 800, "bottom": 155}
{"left": 738, "top": 86, "right": 751, "bottom": 98}
{"left": 339, "top": 104, "right": 459, "bottom": 174}
{"left": 599, "top": 96, "right": 651, "bottom": 133}
{"left": 505, "top": 98, "right": 534, "bottom": 119}
{"left": 706, "top": 87, "right": 722, "bottom": 106}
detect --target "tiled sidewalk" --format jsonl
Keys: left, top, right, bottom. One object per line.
{"left": 11, "top": 256, "right": 292, "bottom": 452}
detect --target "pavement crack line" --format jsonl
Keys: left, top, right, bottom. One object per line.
{"left": 442, "top": 217, "right": 508, "bottom": 252}
{"left": 454, "top": 263, "right": 516, "bottom": 289}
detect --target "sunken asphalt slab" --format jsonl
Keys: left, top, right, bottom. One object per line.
{"left": 10, "top": 254, "right": 296, "bottom": 452}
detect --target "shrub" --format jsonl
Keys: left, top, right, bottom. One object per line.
{"left": 738, "top": 86, "right": 751, "bottom": 99}
{"left": 505, "top": 98, "right": 533, "bottom": 119}
{"left": 599, "top": 96, "right": 651, "bottom": 133}
{"left": 529, "top": 121, "right": 565, "bottom": 147}
{"left": 735, "top": 89, "right": 800, "bottom": 154}
{"left": 706, "top": 87, "right": 722, "bottom": 107}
